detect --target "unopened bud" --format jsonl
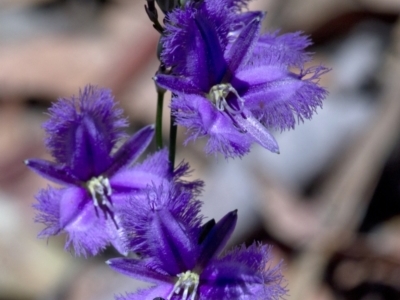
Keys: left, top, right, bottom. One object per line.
{"left": 156, "top": 0, "right": 180, "bottom": 13}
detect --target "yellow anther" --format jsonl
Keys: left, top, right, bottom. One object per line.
{"left": 207, "top": 83, "right": 244, "bottom": 113}
{"left": 167, "top": 271, "right": 200, "bottom": 300}
{"left": 86, "top": 175, "right": 112, "bottom": 207}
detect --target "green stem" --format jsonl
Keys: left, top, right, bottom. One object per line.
{"left": 169, "top": 113, "right": 177, "bottom": 172}
{"left": 155, "top": 90, "right": 165, "bottom": 149}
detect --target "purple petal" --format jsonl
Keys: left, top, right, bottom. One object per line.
{"left": 25, "top": 159, "right": 79, "bottom": 185}
{"left": 202, "top": 243, "right": 287, "bottom": 300}
{"left": 200, "top": 260, "right": 264, "bottom": 299}
{"left": 231, "top": 11, "right": 261, "bottom": 29}
{"left": 148, "top": 208, "right": 197, "bottom": 274}
{"left": 34, "top": 187, "right": 110, "bottom": 256}
{"left": 107, "top": 217, "right": 128, "bottom": 255}
{"left": 106, "top": 125, "right": 155, "bottom": 177}
{"left": 43, "top": 85, "right": 127, "bottom": 166}
{"left": 64, "top": 221, "right": 110, "bottom": 257}
{"left": 197, "top": 210, "right": 238, "bottom": 269}
{"left": 203, "top": 0, "right": 252, "bottom": 29}
{"left": 107, "top": 258, "right": 172, "bottom": 284}
{"left": 133, "top": 148, "right": 170, "bottom": 178}
{"left": 255, "top": 31, "right": 312, "bottom": 67}
{"left": 36, "top": 186, "right": 111, "bottom": 256}
{"left": 154, "top": 74, "right": 201, "bottom": 95}
{"left": 231, "top": 108, "right": 279, "bottom": 153}
{"left": 109, "top": 149, "right": 171, "bottom": 196}
{"left": 59, "top": 187, "right": 111, "bottom": 255}
{"left": 59, "top": 186, "right": 90, "bottom": 229}
{"left": 224, "top": 12, "right": 264, "bottom": 80}
{"left": 115, "top": 285, "right": 172, "bottom": 300}
{"left": 128, "top": 148, "right": 204, "bottom": 196}
{"left": 234, "top": 64, "right": 289, "bottom": 88}
{"left": 236, "top": 65, "right": 328, "bottom": 131}
{"left": 121, "top": 184, "right": 203, "bottom": 255}
{"left": 110, "top": 168, "right": 168, "bottom": 196}
{"left": 63, "top": 210, "right": 114, "bottom": 257}
{"left": 161, "top": 6, "right": 227, "bottom": 91}
{"left": 69, "top": 115, "right": 113, "bottom": 180}
{"left": 193, "top": 13, "right": 227, "bottom": 87}
{"left": 33, "top": 187, "right": 62, "bottom": 237}
{"left": 110, "top": 149, "right": 202, "bottom": 198}
{"left": 171, "top": 94, "right": 253, "bottom": 157}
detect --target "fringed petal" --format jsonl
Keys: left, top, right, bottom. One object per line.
{"left": 43, "top": 85, "right": 127, "bottom": 166}
{"left": 171, "top": 94, "right": 253, "bottom": 157}
{"left": 114, "top": 285, "right": 172, "bottom": 300}
{"left": 200, "top": 243, "right": 287, "bottom": 300}
{"left": 34, "top": 186, "right": 63, "bottom": 237}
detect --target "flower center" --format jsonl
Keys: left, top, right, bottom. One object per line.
{"left": 167, "top": 271, "right": 200, "bottom": 300}
{"left": 86, "top": 175, "right": 113, "bottom": 209}
{"left": 207, "top": 83, "right": 244, "bottom": 114}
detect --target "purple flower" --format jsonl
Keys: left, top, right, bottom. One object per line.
{"left": 25, "top": 85, "right": 167, "bottom": 256}
{"left": 155, "top": 0, "right": 329, "bottom": 157}
{"left": 108, "top": 187, "right": 286, "bottom": 300}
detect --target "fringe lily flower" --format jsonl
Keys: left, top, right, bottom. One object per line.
{"left": 155, "top": 0, "right": 329, "bottom": 157}
{"left": 108, "top": 187, "right": 286, "bottom": 300}
{"left": 25, "top": 85, "right": 162, "bottom": 256}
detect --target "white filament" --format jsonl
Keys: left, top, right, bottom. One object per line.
{"left": 86, "top": 176, "right": 112, "bottom": 208}
{"left": 167, "top": 271, "right": 200, "bottom": 300}
{"left": 207, "top": 83, "right": 245, "bottom": 114}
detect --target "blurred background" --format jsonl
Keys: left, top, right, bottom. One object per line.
{"left": 1, "top": 0, "right": 400, "bottom": 299}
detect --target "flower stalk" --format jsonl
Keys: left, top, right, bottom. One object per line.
{"left": 169, "top": 112, "right": 177, "bottom": 172}
{"left": 155, "top": 89, "right": 165, "bottom": 149}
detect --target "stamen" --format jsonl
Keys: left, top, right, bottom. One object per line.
{"left": 86, "top": 176, "right": 113, "bottom": 209}
{"left": 207, "top": 83, "right": 245, "bottom": 114}
{"left": 167, "top": 271, "right": 199, "bottom": 300}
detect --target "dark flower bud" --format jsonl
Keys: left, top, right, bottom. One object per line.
{"left": 156, "top": 0, "right": 180, "bottom": 13}
{"left": 145, "top": 0, "right": 164, "bottom": 33}
{"left": 145, "top": 0, "right": 158, "bottom": 23}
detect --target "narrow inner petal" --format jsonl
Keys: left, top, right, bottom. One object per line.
{"left": 194, "top": 14, "right": 227, "bottom": 88}
{"left": 106, "top": 125, "right": 155, "bottom": 177}
{"left": 70, "top": 116, "right": 112, "bottom": 180}
{"left": 107, "top": 258, "right": 173, "bottom": 285}
{"left": 224, "top": 12, "right": 264, "bottom": 82}
{"left": 149, "top": 209, "right": 197, "bottom": 275}
{"left": 25, "top": 158, "right": 79, "bottom": 186}
{"left": 196, "top": 210, "right": 237, "bottom": 270}
{"left": 231, "top": 109, "right": 279, "bottom": 153}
